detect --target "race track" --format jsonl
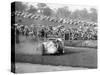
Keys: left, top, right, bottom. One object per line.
{"left": 15, "top": 63, "right": 88, "bottom": 73}
{"left": 15, "top": 44, "right": 97, "bottom": 68}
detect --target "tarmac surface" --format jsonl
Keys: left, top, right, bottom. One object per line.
{"left": 15, "top": 63, "right": 88, "bottom": 73}
{"left": 15, "top": 40, "right": 97, "bottom": 73}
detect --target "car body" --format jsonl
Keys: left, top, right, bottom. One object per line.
{"left": 42, "top": 38, "right": 64, "bottom": 55}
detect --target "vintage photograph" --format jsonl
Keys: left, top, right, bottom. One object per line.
{"left": 11, "top": 1, "right": 97, "bottom": 73}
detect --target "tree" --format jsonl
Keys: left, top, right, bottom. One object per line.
{"left": 71, "top": 8, "right": 90, "bottom": 21}
{"left": 37, "top": 3, "right": 53, "bottom": 16}
{"left": 80, "top": 8, "right": 89, "bottom": 20}
{"left": 56, "top": 6, "right": 71, "bottom": 18}
{"left": 37, "top": 3, "right": 47, "bottom": 8}
{"left": 71, "top": 8, "right": 97, "bottom": 22}
{"left": 15, "top": 2, "right": 27, "bottom": 12}
{"left": 43, "top": 7, "right": 53, "bottom": 16}
{"left": 37, "top": 3, "right": 48, "bottom": 14}
{"left": 89, "top": 8, "right": 97, "bottom": 22}
{"left": 71, "top": 9, "right": 82, "bottom": 20}
{"left": 27, "top": 5, "right": 37, "bottom": 14}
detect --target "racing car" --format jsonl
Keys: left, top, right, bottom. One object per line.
{"left": 42, "top": 38, "right": 64, "bottom": 55}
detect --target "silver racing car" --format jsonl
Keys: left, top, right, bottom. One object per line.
{"left": 42, "top": 38, "right": 64, "bottom": 55}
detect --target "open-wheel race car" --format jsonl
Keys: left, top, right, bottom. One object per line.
{"left": 42, "top": 38, "right": 64, "bottom": 55}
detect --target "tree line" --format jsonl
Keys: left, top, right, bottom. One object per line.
{"left": 11, "top": 2, "right": 97, "bottom": 22}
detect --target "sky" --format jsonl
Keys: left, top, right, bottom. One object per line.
{"left": 23, "top": 2, "right": 97, "bottom": 13}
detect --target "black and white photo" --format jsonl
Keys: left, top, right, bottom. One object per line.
{"left": 11, "top": 1, "right": 98, "bottom": 73}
